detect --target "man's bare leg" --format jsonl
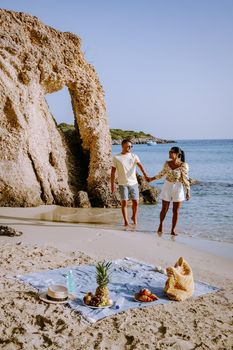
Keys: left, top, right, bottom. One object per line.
{"left": 121, "top": 200, "right": 129, "bottom": 226}
{"left": 131, "top": 199, "right": 139, "bottom": 225}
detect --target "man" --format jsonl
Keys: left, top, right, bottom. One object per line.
{"left": 111, "top": 139, "right": 149, "bottom": 226}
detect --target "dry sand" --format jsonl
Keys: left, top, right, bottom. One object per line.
{"left": 0, "top": 206, "right": 233, "bottom": 350}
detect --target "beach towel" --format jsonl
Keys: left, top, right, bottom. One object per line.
{"left": 16, "top": 258, "right": 218, "bottom": 323}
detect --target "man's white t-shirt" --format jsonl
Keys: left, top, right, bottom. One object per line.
{"left": 112, "top": 153, "right": 140, "bottom": 186}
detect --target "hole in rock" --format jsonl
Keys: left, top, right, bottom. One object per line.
{"left": 45, "top": 86, "right": 74, "bottom": 126}
{"left": 45, "top": 87, "right": 89, "bottom": 194}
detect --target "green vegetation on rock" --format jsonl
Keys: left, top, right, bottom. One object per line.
{"left": 58, "top": 123, "right": 75, "bottom": 132}
{"left": 58, "top": 124, "right": 153, "bottom": 140}
{"left": 57, "top": 124, "right": 174, "bottom": 144}
{"left": 110, "top": 128, "right": 153, "bottom": 140}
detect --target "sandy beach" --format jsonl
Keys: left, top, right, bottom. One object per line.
{"left": 0, "top": 206, "right": 233, "bottom": 350}
{"left": 1, "top": 3, "right": 233, "bottom": 349}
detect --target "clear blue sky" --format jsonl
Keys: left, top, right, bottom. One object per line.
{"left": 1, "top": 0, "right": 233, "bottom": 139}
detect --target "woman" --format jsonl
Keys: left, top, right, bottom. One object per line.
{"left": 147, "top": 147, "right": 190, "bottom": 236}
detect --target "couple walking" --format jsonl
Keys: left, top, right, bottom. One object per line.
{"left": 111, "top": 139, "right": 190, "bottom": 235}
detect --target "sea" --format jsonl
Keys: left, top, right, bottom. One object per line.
{"left": 112, "top": 139, "right": 233, "bottom": 243}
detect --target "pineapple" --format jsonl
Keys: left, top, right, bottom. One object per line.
{"left": 95, "top": 261, "right": 112, "bottom": 306}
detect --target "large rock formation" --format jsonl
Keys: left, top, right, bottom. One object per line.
{"left": 0, "top": 9, "right": 113, "bottom": 207}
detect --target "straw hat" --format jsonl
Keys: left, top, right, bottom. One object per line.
{"left": 39, "top": 285, "right": 69, "bottom": 304}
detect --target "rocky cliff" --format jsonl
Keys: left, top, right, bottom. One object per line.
{"left": 0, "top": 9, "right": 113, "bottom": 207}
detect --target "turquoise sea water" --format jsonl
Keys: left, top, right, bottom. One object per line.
{"left": 112, "top": 139, "right": 233, "bottom": 243}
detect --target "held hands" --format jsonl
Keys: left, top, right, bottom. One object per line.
{"left": 145, "top": 176, "right": 154, "bottom": 183}
{"left": 111, "top": 184, "right": 116, "bottom": 193}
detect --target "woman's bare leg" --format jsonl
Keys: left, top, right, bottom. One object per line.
{"left": 171, "top": 201, "right": 182, "bottom": 235}
{"left": 157, "top": 200, "right": 170, "bottom": 234}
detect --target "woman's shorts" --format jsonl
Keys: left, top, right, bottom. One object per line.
{"left": 160, "top": 180, "right": 185, "bottom": 202}
{"left": 118, "top": 184, "right": 139, "bottom": 201}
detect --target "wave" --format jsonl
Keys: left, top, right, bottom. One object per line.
{"left": 192, "top": 181, "right": 233, "bottom": 197}
{"left": 193, "top": 181, "right": 233, "bottom": 188}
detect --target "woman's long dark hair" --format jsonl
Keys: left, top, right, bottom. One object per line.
{"left": 170, "top": 147, "right": 185, "bottom": 162}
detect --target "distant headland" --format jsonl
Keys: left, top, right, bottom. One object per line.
{"left": 58, "top": 124, "right": 176, "bottom": 145}
{"left": 110, "top": 128, "right": 176, "bottom": 144}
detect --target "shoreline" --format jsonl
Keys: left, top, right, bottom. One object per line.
{"left": 1, "top": 217, "right": 232, "bottom": 282}
{"left": 1, "top": 207, "right": 233, "bottom": 291}
{"left": 0, "top": 205, "right": 233, "bottom": 261}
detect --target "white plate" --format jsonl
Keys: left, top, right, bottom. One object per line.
{"left": 83, "top": 300, "right": 113, "bottom": 309}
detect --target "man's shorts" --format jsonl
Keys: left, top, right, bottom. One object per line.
{"left": 160, "top": 180, "right": 185, "bottom": 202}
{"left": 118, "top": 184, "right": 139, "bottom": 201}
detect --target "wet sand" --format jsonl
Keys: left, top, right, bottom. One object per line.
{"left": 1, "top": 205, "right": 232, "bottom": 261}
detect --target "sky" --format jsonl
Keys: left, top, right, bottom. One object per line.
{"left": 1, "top": 0, "right": 233, "bottom": 140}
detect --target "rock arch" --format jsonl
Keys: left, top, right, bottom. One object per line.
{"left": 0, "top": 9, "right": 113, "bottom": 207}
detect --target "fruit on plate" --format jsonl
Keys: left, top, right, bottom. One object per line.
{"left": 95, "top": 261, "right": 112, "bottom": 306}
{"left": 135, "top": 288, "right": 159, "bottom": 302}
{"left": 83, "top": 292, "right": 94, "bottom": 305}
{"left": 88, "top": 295, "right": 102, "bottom": 307}
{"left": 83, "top": 261, "right": 112, "bottom": 307}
